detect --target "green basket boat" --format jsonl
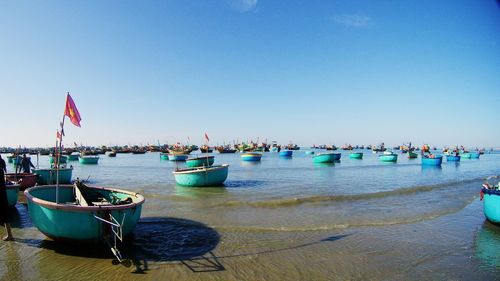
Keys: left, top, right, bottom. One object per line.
{"left": 160, "top": 153, "right": 169, "bottom": 160}
{"left": 79, "top": 156, "right": 99, "bottom": 164}
{"left": 49, "top": 155, "right": 68, "bottom": 164}
{"left": 173, "top": 164, "right": 229, "bottom": 187}
{"left": 33, "top": 167, "right": 73, "bottom": 185}
{"left": 461, "top": 153, "right": 472, "bottom": 159}
{"left": 349, "top": 152, "right": 363, "bottom": 159}
{"left": 379, "top": 154, "right": 398, "bottom": 162}
{"left": 6, "top": 184, "right": 19, "bottom": 208}
{"left": 24, "top": 184, "right": 145, "bottom": 243}
{"left": 168, "top": 154, "right": 189, "bottom": 161}
{"left": 186, "top": 156, "right": 215, "bottom": 168}
{"left": 408, "top": 152, "right": 418, "bottom": 159}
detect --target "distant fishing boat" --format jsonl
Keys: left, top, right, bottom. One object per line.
{"left": 279, "top": 150, "right": 293, "bottom": 157}
{"left": 186, "top": 155, "right": 215, "bottom": 168}
{"left": 160, "top": 153, "right": 169, "bottom": 160}
{"left": 305, "top": 151, "right": 315, "bottom": 155}
{"left": 379, "top": 151, "right": 398, "bottom": 162}
{"left": 173, "top": 164, "right": 229, "bottom": 187}
{"left": 25, "top": 183, "right": 144, "bottom": 259}
{"left": 271, "top": 147, "right": 279, "bottom": 152}
{"left": 421, "top": 155, "right": 443, "bottom": 166}
{"left": 50, "top": 155, "right": 68, "bottom": 164}
{"left": 5, "top": 173, "right": 37, "bottom": 191}
{"left": 33, "top": 167, "right": 73, "bottom": 185}
{"left": 168, "top": 154, "right": 189, "bottom": 161}
{"left": 79, "top": 155, "right": 99, "bottom": 164}
{"left": 312, "top": 153, "right": 337, "bottom": 163}
{"left": 67, "top": 153, "right": 79, "bottom": 161}
{"left": 200, "top": 145, "right": 213, "bottom": 153}
{"left": 408, "top": 151, "right": 418, "bottom": 159}
{"left": 217, "top": 147, "right": 237, "bottom": 153}
{"left": 446, "top": 155, "right": 461, "bottom": 162}
{"left": 241, "top": 152, "right": 262, "bottom": 161}
{"left": 5, "top": 183, "right": 19, "bottom": 207}
{"left": 481, "top": 176, "right": 500, "bottom": 224}
{"left": 107, "top": 151, "right": 117, "bottom": 157}
{"left": 349, "top": 152, "right": 363, "bottom": 159}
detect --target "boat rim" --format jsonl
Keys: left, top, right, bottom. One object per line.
{"left": 33, "top": 167, "right": 74, "bottom": 171}
{"left": 186, "top": 155, "right": 215, "bottom": 161}
{"left": 24, "top": 184, "right": 145, "bottom": 212}
{"left": 241, "top": 152, "right": 262, "bottom": 156}
{"left": 173, "top": 164, "right": 229, "bottom": 174}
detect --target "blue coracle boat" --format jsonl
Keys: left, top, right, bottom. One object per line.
{"left": 349, "top": 152, "right": 363, "bottom": 159}
{"left": 279, "top": 150, "right": 293, "bottom": 157}
{"left": 168, "top": 154, "right": 189, "bottom": 161}
{"left": 33, "top": 167, "right": 73, "bottom": 185}
{"left": 421, "top": 155, "right": 443, "bottom": 166}
{"left": 481, "top": 176, "right": 500, "bottom": 224}
{"left": 173, "top": 164, "right": 229, "bottom": 187}
{"left": 446, "top": 155, "right": 461, "bottom": 162}
{"left": 79, "top": 156, "right": 99, "bottom": 164}
{"left": 241, "top": 152, "right": 262, "bottom": 161}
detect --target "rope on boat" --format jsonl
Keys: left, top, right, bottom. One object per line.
{"left": 93, "top": 212, "right": 127, "bottom": 262}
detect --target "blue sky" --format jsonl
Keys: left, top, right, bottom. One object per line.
{"left": 1, "top": 0, "right": 499, "bottom": 148}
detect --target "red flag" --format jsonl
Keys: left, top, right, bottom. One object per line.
{"left": 64, "top": 93, "right": 82, "bottom": 127}
{"left": 204, "top": 133, "right": 209, "bottom": 142}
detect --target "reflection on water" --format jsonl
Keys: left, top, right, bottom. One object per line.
{"left": 474, "top": 221, "right": 500, "bottom": 269}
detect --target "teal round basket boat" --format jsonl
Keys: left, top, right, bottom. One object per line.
{"left": 173, "top": 164, "right": 229, "bottom": 187}
{"left": 241, "top": 152, "right": 262, "bottom": 162}
{"left": 186, "top": 155, "right": 215, "bottom": 168}
{"left": 461, "top": 153, "right": 472, "bottom": 159}
{"left": 6, "top": 184, "right": 19, "bottom": 207}
{"left": 312, "top": 153, "right": 337, "bottom": 163}
{"left": 67, "top": 153, "right": 79, "bottom": 161}
{"left": 168, "top": 154, "right": 188, "bottom": 161}
{"left": 24, "top": 184, "right": 145, "bottom": 243}
{"left": 49, "top": 155, "right": 68, "bottom": 164}
{"left": 79, "top": 156, "right": 99, "bottom": 164}
{"left": 446, "top": 155, "right": 461, "bottom": 162}
{"left": 7, "top": 155, "right": 14, "bottom": 163}
{"left": 305, "top": 151, "right": 315, "bottom": 155}
{"left": 379, "top": 154, "right": 398, "bottom": 162}
{"left": 160, "top": 153, "right": 169, "bottom": 160}
{"left": 421, "top": 155, "right": 443, "bottom": 166}
{"left": 481, "top": 176, "right": 500, "bottom": 224}
{"left": 33, "top": 167, "right": 73, "bottom": 185}
{"left": 349, "top": 152, "right": 363, "bottom": 159}
{"left": 279, "top": 150, "right": 293, "bottom": 157}
{"left": 470, "top": 152, "right": 480, "bottom": 159}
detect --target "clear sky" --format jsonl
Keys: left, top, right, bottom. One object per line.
{"left": 1, "top": 0, "right": 499, "bottom": 148}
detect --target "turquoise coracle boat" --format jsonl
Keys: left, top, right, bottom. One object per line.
{"left": 470, "top": 152, "right": 480, "bottom": 159}
{"left": 241, "top": 152, "right": 262, "bottom": 162}
{"left": 160, "top": 153, "right": 169, "bottom": 160}
{"left": 33, "top": 167, "right": 73, "bottom": 185}
{"left": 446, "top": 155, "right": 461, "bottom": 162}
{"left": 461, "top": 153, "right": 472, "bottom": 159}
{"left": 349, "top": 152, "right": 363, "bottom": 159}
{"left": 24, "top": 184, "right": 145, "bottom": 243}
{"left": 79, "top": 156, "right": 99, "bottom": 164}
{"left": 313, "top": 153, "right": 337, "bottom": 163}
{"left": 49, "top": 155, "right": 68, "bottom": 164}
{"left": 379, "top": 153, "right": 398, "bottom": 162}
{"left": 421, "top": 155, "right": 443, "bottom": 166}
{"left": 481, "top": 177, "right": 500, "bottom": 224}
{"left": 305, "top": 151, "right": 315, "bottom": 155}
{"left": 173, "top": 164, "right": 229, "bottom": 187}
{"left": 279, "top": 150, "right": 293, "bottom": 157}
{"left": 186, "top": 156, "right": 215, "bottom": 168}
{"left": 6, "top": 184, "right": 19, "bottom": 207}
{"left": 168, "top": 154, "right": 188, "bottom": 161}
{"left": 67, "top": 153, "right": 79, "bottom": 161}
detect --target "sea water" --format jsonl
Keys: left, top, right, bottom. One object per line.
{"left": 1, "top": 150, "right": 499, "bottom": 280}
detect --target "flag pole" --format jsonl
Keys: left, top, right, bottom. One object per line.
{"left": 56, "top": 94, "right": 68, "bottom": 204}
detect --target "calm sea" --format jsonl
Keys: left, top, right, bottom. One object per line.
{"left": 1, "top": 150, "right": 499, "bottom": 280}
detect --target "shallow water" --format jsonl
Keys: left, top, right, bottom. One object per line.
{"left": 1, "top": 150, "right": 499, "bottom": 280}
